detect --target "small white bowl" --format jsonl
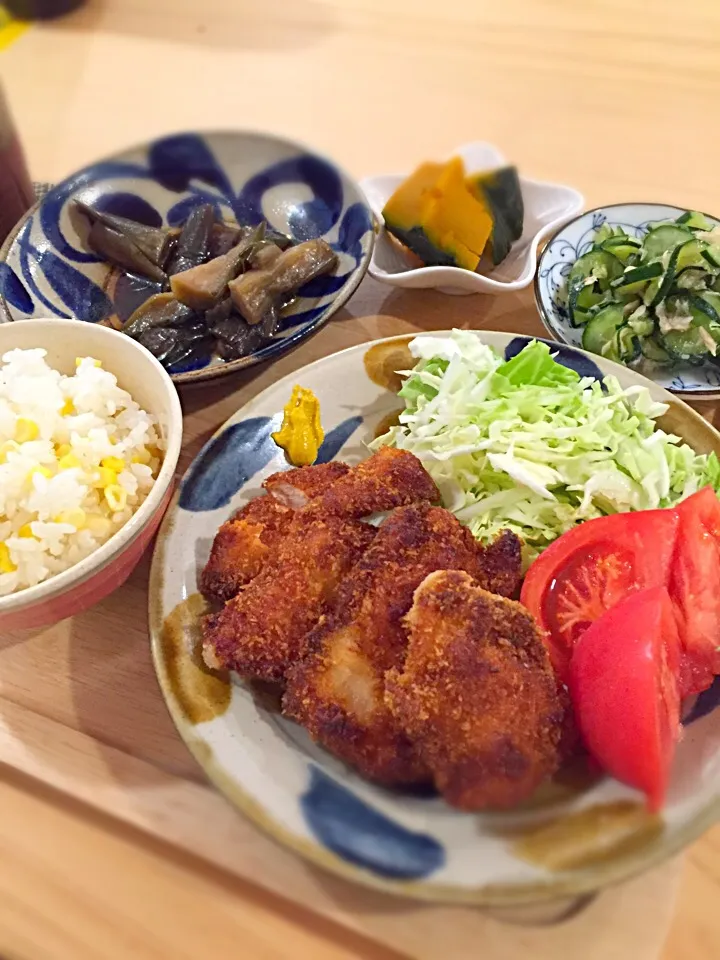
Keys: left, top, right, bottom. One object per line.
{"left": 0, "top": 319, "right": 182, "bottom": 630}
{"left": 360, "top": 142, "right": 584, "bottom": 295}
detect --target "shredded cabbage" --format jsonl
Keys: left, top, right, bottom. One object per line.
{"left": 372, "top": 330, "right": 720, "bottom": 563}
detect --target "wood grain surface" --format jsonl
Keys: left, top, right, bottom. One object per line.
{"left": 1, "top": 1, "right": 719, "bottom": 958}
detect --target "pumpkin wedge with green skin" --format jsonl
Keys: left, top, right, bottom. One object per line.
{"left": 382, "top": 157, "right": 493, "bottom": 272}
{"left": 467, "top": 166, "right": 524, "bottom": 266}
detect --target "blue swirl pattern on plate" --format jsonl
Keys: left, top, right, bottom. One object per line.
{"left": 2, "top": 132, "right": 374, "bottom": 380}
{"left": 300, "top": 767, "right": 445, "bottom": 879}
{"left": 178, "top": 413, "right": 363, "bottom": 512}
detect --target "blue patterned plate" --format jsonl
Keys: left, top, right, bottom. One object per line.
{"left": 535, "top": 202, "right": 720, "bottom": 398}
{"left": 149, "top": 331, "right": 720, "bottom": 904}
{"left": 0, "top": 131, "right": 374, "bottom": 384}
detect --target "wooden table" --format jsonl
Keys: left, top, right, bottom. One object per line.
{"left": 1, "top": 1, "right": 719, "bottom": 957}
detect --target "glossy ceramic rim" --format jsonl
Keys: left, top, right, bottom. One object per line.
{"left": 534, "top": 201, "right": 720, "bottom": 399}
{"left": 0, "top": 129, "right": 375, "bottom": 386}
{"left": 0, "top": 319, "right": 182, "bottom": 614}
{"left": 149, "top": 332, "right": 720, "bottom": 905}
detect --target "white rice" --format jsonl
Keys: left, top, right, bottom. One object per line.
{"left": 0, "top": 348, "right": 163, "bottom": 596}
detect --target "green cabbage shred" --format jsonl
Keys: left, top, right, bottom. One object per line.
{"left": 371, "top": 330, "right": 720, "bottom": 563}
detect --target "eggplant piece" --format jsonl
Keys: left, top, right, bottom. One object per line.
{"left": 228, "top": 238, "right": 337, "bottom": 326}
{"left": 266, "top": 226, "right": 293, "bottom": 250}
{"left": 86, "top": 220, "right": 167, "bottom": 283}
{"left": 166, "top": 204, "right": 216, "bottom": 276}
{"left": 250, "top": 241, "right": 283, "bottom": 271}
{"left": 123, "top": 292, "right": 195, "bottom": 339}
{"left": 169, "top": 230, "right": 262, "bottom": 311}
{"left": 75, "top": 200, "right": 173, "bottom": 269}
{"left": 212, "top": 315, "right": 266, "bottom": 360}
{"left": 209, "top": 221, "right": 247, "bottom": 258}
{"left": 138, "top": 322, "right": 212, "bottom": 370}
{"left": 204, "top": 296, "right": 234, "bottom": 328}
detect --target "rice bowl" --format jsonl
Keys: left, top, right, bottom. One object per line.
{"left": 0, "top": 348, "right": 163, "bottom": 595}
{"left": 0, "top": 319, "right": 182, "bottom": 630}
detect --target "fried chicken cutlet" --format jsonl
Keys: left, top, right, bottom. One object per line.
{"left": 200, "top": 462, "right": 349, "bottom": 602}
{"left": 304, "top": 446, "right": 440, "bottom": 519}
{"left": 202, "top": 512, "right": 375, "bottom": 681}
{"left": 282, "top": 504, "right": 522, "bottom": 786}
{"left": 385, "top": 570, "right": 565, "bottom": 810}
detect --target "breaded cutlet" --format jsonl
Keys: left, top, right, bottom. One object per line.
{"left": 202, "top": 512, "right": 375, "bottom": 682}
{"left": 200, "top": 462, "right": 349, "bottom": 602}
{"left": 385, "top": 569, "right": 565, "bottom": 810}
{"left": 303, "top": 446, "right": 440, "bottom": 519}
{"left": 283, "top": 504, "right": 520, "bottom": 786}
{"left": 263, "top": 461, "right": 349, "bottom": 509}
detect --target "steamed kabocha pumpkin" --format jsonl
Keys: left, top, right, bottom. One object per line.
{"left": 466, "top": 166, "right": 524, "bottom": 266}
{"left": 382, "top": 158, "right": 493, "bottom": 272}
{"left": 382, "top": 156, "right": 524, "bottom": 272}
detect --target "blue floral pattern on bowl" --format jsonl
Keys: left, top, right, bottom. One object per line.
{"left": 0, "top": 132, "right": 374, "bottom": 383}
{"left": 535, "top": 202, "right": 720, "bottom": 397}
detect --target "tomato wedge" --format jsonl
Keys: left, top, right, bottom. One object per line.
{"left": 521, "top": 510, "right": 679, "bottom": 683}
{"left": 671, "top": 488, "right": 720, "bottom": 696}
{"left": 568, "top": 586, "right": 681, "bottom": 811}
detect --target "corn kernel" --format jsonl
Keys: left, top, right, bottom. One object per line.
{"left": 55, "top": 443, "right": 71, "bottom": 458}
{"left": 86, "top": 514, "right": 112, "bottom": 538}
{"left": 18, "top": 524, "right": 34, "bottom": 538}
{"left": 58, "top": 453, "right": 81, "bottom": 470}
{"left": 93, "top": 466, "right": 117, "bottom": 489}
{"left": 0, "top": 542, "right": 16, "bottom": 573}
{"left": 0, "top": 440, "right": 19, "bottom": 463}
{"left": 60, "top": 398, "right": 74, "bottom": 416}
{"left": 131, "top": 447, "right": 151, "bottom": 465}
{"left": 104, "top": 484, "right": 127, "bottom": 512}
{"left": 14, "top": 418, "right": 39, "bottom": 443}
{"left": 101, "top": 456, "right": 125, "bottom": 473}
{"left": 29, "top": 465, "right": 53, "bottom": 482}
{"left": 76, "top": 357, "right": 101, "bottom": 368}
{"left": 55, "top": 508, "right": 86, "bottom": 529}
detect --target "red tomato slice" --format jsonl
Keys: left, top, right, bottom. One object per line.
{"left": 568, "top": 585, "right": 681, "bottom": 811}
{"left": 671, "top": 488, "right": 720, "bottom": 696}
{"left": 521, "top": 510, "right": 679, "bottom": 684}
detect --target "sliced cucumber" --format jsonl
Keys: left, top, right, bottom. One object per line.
{"left": 649, "top": 240, "right": 696, "bottom": 308}
{"left": 642, "top": 224, "right": 694, "bottom": 260}
{"left": 643, "top": 277, "right": 662, "bottom": 306}
{"left": 611, "top": 262, "right": 663, "bottom": 298}
{"left": 601, "top": 236, "right": 642, "bottom": 264}
{"left": 676, "top": 211, "right": 712, "bottom": 231}
{"left": 690, "top": 293, "right": 720, "bottom": 324}
{"left": 641, "top": 337, "right": 672, "bottom": 364}
{"left": 701, "top": 246, "right": 720, "bottom": 269}
{"left": 628, "top": 314, "right": 654, "bottom": 337}
{"left": 582, "top": 304, "right": 625, "bottom": 358}
{"left": 662, "top": 327, "right": 709, "bottom": 359}
{"left": 615, "top": 326, "right": 641, "bottom": 363}
{"left": 568, "top": 250, "right": 625, "bottom": 290}
{"left": 675, "top": 239, "right": 706, "bottom": 271}
{"left": 675, "top": 267, "right": 708, "bottom": 291}
{"left": 701, "top": 290, "right": 720, "bottom": 315}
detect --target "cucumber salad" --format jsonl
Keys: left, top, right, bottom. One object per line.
{"left": 565, "top": 210, "right": 720, "bottom": 366}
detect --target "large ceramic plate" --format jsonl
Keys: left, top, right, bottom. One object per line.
{"left": 0, "top": 131, "right": 374, "bottom": 384}
{"left": 149, "top": 331, "right": 720, "bottom": 905}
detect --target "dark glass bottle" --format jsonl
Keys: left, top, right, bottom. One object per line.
{"left": 5, "top": 0, "right": 85, "bottom": 19}
{"left": 0, "top": 87, "right": 34, "bottom": 244}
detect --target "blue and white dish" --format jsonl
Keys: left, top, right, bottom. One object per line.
{"left": 150, "top": 331, "right": 720, "bottom": 905}
{"left": 0, "top": 131, "right": 374, "bottom": 384}
{"left": 535, "top": 202, "right": 720, "bottom": 397}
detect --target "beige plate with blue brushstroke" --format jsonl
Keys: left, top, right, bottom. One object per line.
{"left": 148, "top": 331, "right": 720, "bottom": 906}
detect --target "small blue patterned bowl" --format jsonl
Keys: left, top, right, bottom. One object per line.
{"left": 0, "top": 131, "right": 374, "bottom": 384}
{"left": 535, "top": 202, "right": 720, "bottom": 398}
